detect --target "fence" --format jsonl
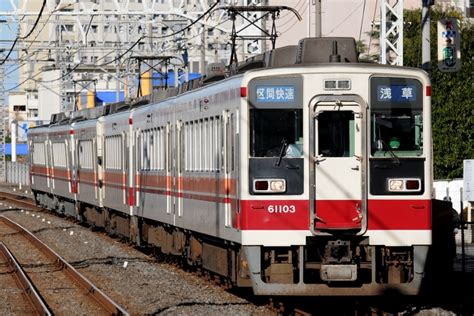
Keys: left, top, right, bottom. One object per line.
{"left": 456, "top": 222, "right": 474, "bottom": 274}
{"left": 5, "top": 161, "right": 29, "bottom": 188}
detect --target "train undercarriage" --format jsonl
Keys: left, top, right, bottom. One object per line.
{"left": 34, "top": 190, "right": 426, "bottom": 296}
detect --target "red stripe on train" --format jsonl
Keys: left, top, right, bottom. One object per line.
{"left": 367, "top": 199, "right": 431, "bottom": 230}
{"left": 240, "top": 200, "right": 309, "bottom": 230}
{"left": 240, "top": 199, "right": 431, "bottom": 230}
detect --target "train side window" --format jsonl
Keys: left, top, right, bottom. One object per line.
{"left": 210, "top": 117, "right": 216, "bottom": 171}
{"left": 197, "top": 119, "right": 201, "bottom": 171}
{"left": 159, "top": 127, "right": 165, "bottom": 170}
{"left": 52, "top": 142, "right": 67, "bottom": 167}
{"left": 203, "top": 118, "right": 208, "bottom": 171}
{"left": 33, "top": 142, "right": 46, "bottom": 166}
{"left": 317, "top": 111, "right": 354, "bottom": 157}
{"left": 78, "top": 140, "right": 93, "bottom": 169}
{"left": 105, "top": 135, "right": 122, "bottom": 170}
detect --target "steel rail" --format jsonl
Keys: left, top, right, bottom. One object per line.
{"left": 0, "top": 242, "right": 52, "bottom": 316}
{"left": 0, "top": 191, "right": 41, "bottom": 211}
{"left": 0, "top": 216, "right": 129, "bottom": 316}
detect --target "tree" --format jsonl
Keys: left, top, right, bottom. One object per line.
{"left": 403, "top": 7, "right": 474, "bottom": 179}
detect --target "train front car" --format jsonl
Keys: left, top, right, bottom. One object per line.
{"left": 239, "top": 40, "right": 431, "bottom": 296}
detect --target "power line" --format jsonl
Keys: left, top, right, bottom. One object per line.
{"left": 358, "top": 0, "right": 367, "bottom": 43}
{"left": 6, "top": 0, "right": 223, "bottom": 89}
{"left": 279, "top": 3, "right": 308, "bottom": 35}
{"left": 0, "top": 0, "right": 47, "bottom": 66}
{"left": 95, "top": 0, "right": 222, "bottom": 68}
{"left": 323, "top": 1, "right": 364, "bottom": 36}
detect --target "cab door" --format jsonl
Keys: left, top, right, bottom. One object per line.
{"left": 310, "top": 96, "right": 366, "bottom": 232}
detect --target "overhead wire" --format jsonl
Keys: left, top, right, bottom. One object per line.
{"left": 279, "top": 3, "right": 308, "bottom": 35}
{"left": 4, "top": 0, "right": 222, "bottom": 89}
{"left": 1, "top": 2, "right": 74, "bottom": 87}
{"left": 33, "top": 0, "right": 222, "bottom": 87}
{"left": 274, "top": 0, "right": 305, "bottom": 29}
{"left": 0, "top": 0, "right": 47, "bottom": 65}
{"left": 358, "top": 0, "right": 367, "bottom": 43}
{"left": 94, "top": 0, "right": 222, "bottom": 68}
{"left": 323, "top": 1, "right": 364, "bottom": 36}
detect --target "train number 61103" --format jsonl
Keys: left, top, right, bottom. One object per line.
{"left": 267, "top": 205, "right": 296, "bottom": 213}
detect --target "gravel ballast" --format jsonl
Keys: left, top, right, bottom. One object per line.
{"left": 0, "top": 208, "right": 272, "bottom": 315}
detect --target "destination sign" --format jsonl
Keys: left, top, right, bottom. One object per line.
{"left": 376, "top": 85, "right": 417, "bottom": 102}
{"left": 255, "top": 85, "right": 295, "bottom": 103}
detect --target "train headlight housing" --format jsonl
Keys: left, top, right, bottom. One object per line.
{"left": 253, "top": 179, "right": 286, "bottom": 193}
{"left": 270, "top": 180, "right": 286, "bottom": 192}
{"left": 388, "top": 179, "right": 404, "bottom": 191}
{"left": 388, "top": 178, "right": 422, "bottom": 192}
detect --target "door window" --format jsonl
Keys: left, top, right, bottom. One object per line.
{"left": 318, "top": 111, "right": 355, "bottom": 157}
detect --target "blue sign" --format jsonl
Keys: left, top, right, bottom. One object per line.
{"left": 256, "top": 85, "right": 295, "bottom": 103}
{"left": 377, "top": 85, "right": 417, "bottom": 102}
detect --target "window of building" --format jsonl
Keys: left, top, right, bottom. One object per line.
{"left": 29, "top": 109, "right": 38, "bottom": 118}
{"left": 13, "top": 105, "right": 26, "bottom": 112}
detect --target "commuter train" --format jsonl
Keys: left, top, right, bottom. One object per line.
{"left": 28, "top": 37, "right": 433, "bottom": 296}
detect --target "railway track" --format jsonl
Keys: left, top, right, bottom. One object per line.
{"left": 0, "top": 215, "right": 128, "bottom": 315}
{"left": 0, "top": 242, "right": 50, "bottom": 315}
{"left": 0, "top": 191, "right": 40, "bottom": 211}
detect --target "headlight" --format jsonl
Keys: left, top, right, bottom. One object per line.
{"left": 270, "top": 180, "right": 286, "bottom": 192}
{"left": 388, "top": 179, "right": 404, "bottom": 191}
{"left": 387, "top": 178, "right": 422, "bottom": 192}
{"left": 253, "top": 179, "right": 286, "bottom": 193}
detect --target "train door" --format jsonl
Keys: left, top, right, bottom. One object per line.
{"left": 223, "top": 110, "right": 237, "bottom": 228}
{"left": 310, "top": 96, "right": 366, "bottom": 232}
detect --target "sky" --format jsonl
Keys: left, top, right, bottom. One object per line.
{"left": 1, "top": 0, "right": 19, "bottom": 92}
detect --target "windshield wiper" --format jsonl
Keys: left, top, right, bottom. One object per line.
{"left": 275, "top": 138, "right": 288, "bottom": 167}
{"left": 379, "top": 139, "right": 400, "bottom": 165}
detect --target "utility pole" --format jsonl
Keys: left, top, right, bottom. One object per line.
{"left": 315, "top": 0, "right": 322, "bottom": 37}
{"left": 421, "top": 0, "right": 432, "bottom": 72}
{"left": 200, "top": 27, "right": 206, "bottom": 74}
{"left": 380, "top": 0, "right": 404, "bottom": 66}
{"left": 115, "top": 47, "right": 121, "bottom": 103}
{"left": 0, "top": 50, "right": 5, "bottom": 182}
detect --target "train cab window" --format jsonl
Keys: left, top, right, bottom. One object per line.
{"left": 370, "top": 77, "right": 423, "bottom": 158}
{"left": 371, "top": 110, "right": 423, "bottom": 157}
{"left": 317, "top": 111, "right": 354, "bottom": 157}
{"left": 250, "top": 109, "right": 303, "bottom": 157}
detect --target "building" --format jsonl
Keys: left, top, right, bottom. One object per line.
{"left": 11, "top": 0, "right": 474, "bottom": 123}
{"left": 17, "top": 0, "right": 239, "bottom": 120}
